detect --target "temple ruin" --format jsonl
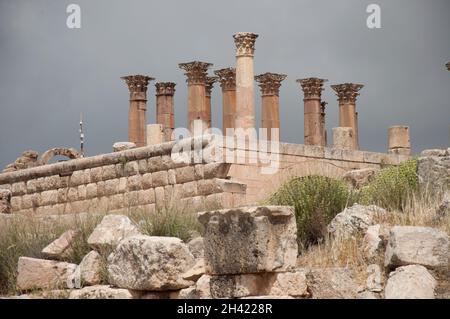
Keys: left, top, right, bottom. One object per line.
{"left": 1, "top": 32, "right": 446, "bottom": 216}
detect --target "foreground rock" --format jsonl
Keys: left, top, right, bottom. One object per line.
{"left": 343, "top": 168, "right": 378, "bottom": 189}
{"left": 79, "top": 250, "right": 104, "bottom": 286}
{"left": 328, "top": 204, "right": 387, "bottom": 238}
{"left": 435, "top": 192, "right": 450, "bottom": 222}
{"left": 187, "top": 237, "right": 204, "bottom": 259}
{"left": 198, "top": 206, "right": 298, "bottom": 275}
{"left": 42, "top": 230, "right": 77, "bottom": 260}
{"left": 178, "top": 275, "right": 212, "bottom": 299}
{"left": 306, "top": 268, "right": 359, "bottom": 299}
{"left": 384, "top": 265, "right": 436, "bottom": 299}
{"left": 87, "top": 215, "right": 140, "bottom": 251}
{"left": 69, "top": 285, "right": 138, "bottom": 299}
{"left": 385, "top": 226, "right": 449, "bottom": 269}
{"left": 209, "top": 271, "right": 309, "bottom": 299}
{"left": 17, "top": 257, "right": 77, "bottom": 291}
{"left": 108, "top": 235, "right": 195, "bottom": 290}
{"left": 362, "top": 224, "right": 390, "bottom": 262}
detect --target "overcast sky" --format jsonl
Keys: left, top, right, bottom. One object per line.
{"left": 0, "top": 0, "right": 449, "bottom": 168}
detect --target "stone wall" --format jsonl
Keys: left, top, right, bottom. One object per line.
{"left": 0, "top": 137, "right": 245, "bottom": 216}
{"left": 0, "top": 135, "right": 410, "bottom": 215}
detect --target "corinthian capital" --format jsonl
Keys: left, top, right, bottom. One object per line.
{"left": 297, "top": 77, "right": 328, "bottom": 99}
{"left": 214, "top": 68, "right": 236, "bottom": 91}
{"left": 121, "top": 75, "right": 154, "bottom": 93}
{"left": 178, "top": 61, "right": 213, "bottom": 85}
{"left": 233, "top": 32, "right": 259, "bottom": 57}
{"left": 446, "top": 61, "right": 450, "bottom": 71}
{"left": 155, "top": 82, "right": 176, "bottom": 96}
{"left": 331, "top": 83, "right": 364, "bottom": 104}
{"left": 205, "top": 76, "right": 218, "bottom": 96}
{"left": 255, "top": 72, "right": 287, "bottom": 96}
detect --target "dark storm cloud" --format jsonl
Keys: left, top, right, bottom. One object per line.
{"left": 0, "top": 0, "right": 449, "bottom": 168}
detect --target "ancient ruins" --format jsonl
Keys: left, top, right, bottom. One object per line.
{"left": 0, "top": 31, "right": 449, "bottom": 301}
{"left": 0, "top": 32, "right": 424, "bottom": 216}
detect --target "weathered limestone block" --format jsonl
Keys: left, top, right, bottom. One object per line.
{"left": 77, "top": 185, "right": 86, "bottom": 200}
{"left": 21, "top": 194, "right": 33, "bottom": 209}
{"left": 0, "top": 189, "right": 12, "bottom": 214}
{"left": 142, "top": 173, "right": 152, "bottom": 189}
{"left": 26, "top": 180, "right": 37, "bottom": 193}
{"left": 333, "top": 127, "right": 353, "bottom": 150}
{"left": 418, "top": 155, "right": 450, "bottom": 192}
{"left": 67, "top": 187, "right": 78, "bottom": 202}
{"left": 10, "top": 197, "right": 22, "bottom": 211}
{"left": 118, "top": 177, "right": 127, "bottom": 193}
{"left": 178, "top": 275, "right": 212, "bottom": 299}
{"left": 385, "top": 226, "right": 449, "bottom": 269}
{"left": 203, "top": 163, "right": 231, "bottom": 179}
{"left": 124, "top": 161, "right": 139, "bottom": 176}
{"left": 79, "top": 250, "right": 104, "bottom": 286}
{"left": 69, "top": 285, "right": 137, "bottom": 299}
{"left": 137, "top": 189, "right": 155, "bottom": 205}
{"left": 70, "top": 170, "right": 89, "bottom": 187}
{"left": 366, "top": 264, "right": 383, "bottom": 292}
{"left": 306, "top": 268, "right": 359, "bottom": 299}
{"left": 87, "top": 215, "right": 140, "bottom": 251}
{"left": 182, "top": 258, "right": 205, "bottom": 281}
{"left": 17, "top": 257, "right": 77, "bottom": 291}
{"left": 176, "top": 166, "right": 196, "bottom": 184}
{"left": 420, "top": 149, "right": 448, "bottom": 157}
{"left": 363, "top": 224, "right": 390, "bottom": 262}
{"left": 343, "top": 168, "right": 378, "bottom": 189}
{"left": 107, "top": 235, "right": 195, "bottom": 290}
{"left": 435, "top": 192, "right": 450, "bottom": 221}
{"left": 152, "top": 171, "right": 169, "bottom": 187}
{"left": 42, "top": 229, "right": 77, "bottom": 260}
{"left": 40, "top": 190, "right": 58, "bottom": 206}
{"left": 127, "top": 174, "right": 142, "bottom": 191}
{"left": 90, "top": 167, "right": 103, "bottom": 183}
{"left": 327, "top": 204, "right": 387, "bottom": 238}
{"left": 11, "top": 182, "right": 26, "bottom": 196}
{"left": 85, "top": 183, "right": 97, "bottom": 198}
{"left": 198, "top": 179, "right": 247, "bottom": 196}
{"left": 102, "top": 165, "right": 117, "bottom": 181}
{"left": 187, "top": 236, "right": 204, "bottom": 259}
{"left": 124, "top": 191, "right": 139, "bottom": 207}
{"left": 384, "top": 265, "right": 436, "bottom": 299}
{"left": 113, "top": 142, "right": 136, "bottom": 152}
{"left": 181, "top": 181, "right": 198, "bottom": 198}
{"left": 198, "top": 206, "right": 298, "bottom": 275}
{"left": 209, "top": 271, "right": 308, "bottom": 299}
{"left": 138, "top": 159, "right": 148, "bottom": 174}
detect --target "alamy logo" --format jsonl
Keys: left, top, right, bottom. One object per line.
{"left": 66, "top": 4, "right": 81, "bottom": 29}
{"left": 366, "top": 4, "right": 381, "bottom": 29}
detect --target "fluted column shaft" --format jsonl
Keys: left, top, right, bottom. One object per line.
{"left": 155, "top": 82, "right": 176, "bottom": 141}
{"left": 215, "top": 68, "right": 237, "bottom": 134}
{"left": 298, "top": 78, "right": 327, "bottom": 146}
{"left": 122, "top": 75, "right": 154, "bottom": 147}
{"left": 331, "top": 83, "right": 364, "bottom": 150}
{"left": 233, "top": 32, "right": 258, "bottom": 130}
{"left": 205, "top": 76, "right": 218, "bottom": 128}
{"left": 179, "top": 61, "right": 213, "bottom": 131}
{"left": 255, "top": 72, "right": 287, "bottom": 141}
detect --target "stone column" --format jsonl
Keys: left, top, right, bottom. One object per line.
{"left": 214, "top": 68, "right": 236, "bottom": 134}
{"left": 179, "top": 61, "right": 213, "bottom": 132}
{"left": 205, "top": 76, "right": 218, "bottom": 128}
{"left": 255, "top": 72, "right": 287, "bottom": 141}
{"left": 321, "top": 102, "right": 328, "bottom": 146}
{"left": 155, "top": 82, "right": 176, "bottom": 141}
{"left": 331, "top": 83, "right": 364, "bottom": 150}
{"left": 121, "top": 75, "right": 154, "bottom": 147}
{"left": 333, "top": 127, "right": 353, "bottom": 150}
{"left": 388, "top": 125, "right": 411, "bottom": 155}
{"left": 233, "top": 32, "right": 258, "bottom": 130}
{"left": 297, "top": 78, "right": 328, "bottom": 146}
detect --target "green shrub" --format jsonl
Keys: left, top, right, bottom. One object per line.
{"left": 359, "top": 159, "right": 418, "bottom": 211}
{"left": 268, "top": 175, "right": 354, "bottom": 251}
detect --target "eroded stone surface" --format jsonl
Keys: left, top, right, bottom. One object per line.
{"left": 384, "top": 265, "right": 436, "bottom": 299}
{"left": 79, "top": 250, "right": 104, "bottom": 286}
{"left": 17, "top": 257, "right": 77, "bottom": 291}
{"left": 328, "top": 204, "right": 387, "bottom": 238}
{"left": 343, "top": 168, "right": 378, "bottom": 189}
{"left": 198, "top": 206, "right": 298, "bottom": 275}
{"left": 87, "top": 215, "right": 140, "bottom": 251}
{"left": 42, "top": 230, "right": 78, "bottom": 260}
{"left": 69, "top": 285, "right": 137, "bottom": 299}
{"left": 385, "top": 226, "right": 449, "bottom": 269}
{"left": 306, "top": 268, "right": 359, "bottom": 299}
{"left": 107, "top": 235, "right": 195, "bottom": 290}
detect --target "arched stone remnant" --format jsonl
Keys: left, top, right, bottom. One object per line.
{"left": 39, "top": 148, "right": 82, "bottom": 165}
{"left": 2, "top": 150, "right": 40, "bottom": 173}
